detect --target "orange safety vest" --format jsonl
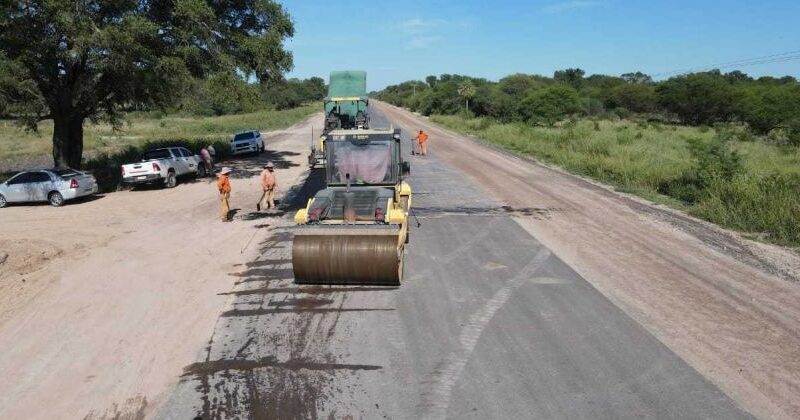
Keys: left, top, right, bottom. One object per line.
{"left": 260, "top": 169, "right": 276, "bottom": 190}
{"left": 417, "top": 132, "right": 429, "bottom": 143}
{"left": 217, "top": 175, "right": 231, "bottom": 193}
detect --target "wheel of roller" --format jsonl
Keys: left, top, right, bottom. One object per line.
{"left": 397, "top": 247, "right": 405, "bottom": 283}
{"left": 292, "top": 229, "right": 402, "bottom": 285}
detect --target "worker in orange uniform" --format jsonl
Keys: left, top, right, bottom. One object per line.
{"left": 414, "top": 130, "right": 429, "bottom": 156}
{"left": 217, "top": 167, "right": 232, "bottom": 222}
{"left": 257, "top": 161, "right": 277, "bottom": 211}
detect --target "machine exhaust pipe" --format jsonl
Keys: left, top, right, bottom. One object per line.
{"left": 343, "top": 173, "right": 356, "bottom": 223}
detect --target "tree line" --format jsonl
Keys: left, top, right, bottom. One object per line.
{"left": 185, "top": 75, "right": 326, "bottom": 116}
{"left": 375, "top": 69, "right": 800, "bottom": 144}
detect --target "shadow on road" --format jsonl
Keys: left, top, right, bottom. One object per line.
{"left": 282, "top": 168, "right": 327, "bottom": 211}
{"left": 226, "top": 150, "right": 301, "bottom": 180}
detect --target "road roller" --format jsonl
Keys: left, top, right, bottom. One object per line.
{"left": 293, "top": 128, "right": 412, "bottom": 285}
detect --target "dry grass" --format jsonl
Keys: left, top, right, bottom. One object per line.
{"left": 432, "top": 115, "right": 800, "bottom": 247}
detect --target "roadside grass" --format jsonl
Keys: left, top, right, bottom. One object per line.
{"left": 431, "top": 115, "right": 800, "bottom": 248}
{"left": 0, "top": 104, "right": 318, "bottom": 163}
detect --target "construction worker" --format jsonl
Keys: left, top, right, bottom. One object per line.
{"left": 200, "top": 147, "right": 212, "bottom": 175}
{"left": 257, "top": 161, "right": 277, "bottom": 211}
{"left": 207, "top": 144, "right": 216, "bottom": 163}
{"left": 414, "top": 130, "right": 429, "bottom": 156}
{"left": 217, "top": 167, "right": 232, "bottom": 222}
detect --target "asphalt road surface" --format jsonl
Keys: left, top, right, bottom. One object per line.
{"left": 155, "top": 108, "right": 752, "bottom": 419}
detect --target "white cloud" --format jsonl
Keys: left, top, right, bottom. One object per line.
{"left": 405, "top": 36, "right": 443, "bottom": 50}
{"left": 400, "top": 18, "right": 448, "bottom": 35}
{"left": 397, "top": 17, "right": 474, "bottom": 50}
{"left": 541, "top": 1, "right": 602, "bottom": 13}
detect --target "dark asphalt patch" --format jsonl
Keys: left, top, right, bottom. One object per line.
{"left": 219, "top": 307, "right": 395, "bottom": 317}
{"left": 182, "top": 356, "right": 382, "bottom": 378}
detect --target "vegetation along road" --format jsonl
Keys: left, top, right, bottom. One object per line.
{"left": 1, "top": 105, "right": 799, "bottom": 419}
{"left": 2, "top": 1, "right": 800, "bottom": 419}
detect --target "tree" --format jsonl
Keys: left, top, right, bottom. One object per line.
{"left": 518, "top": 85, "right": 581, "bottom": 126}
{"left": 498, "top": 73, "right": 547, "bottom": 97}
{"left": 724, "top": 70, "right": 753, "bottom": 84}
{"left": 656, "top": 72, "right": 739, "bottom": 125}
{"left": 193, "top": 72, "right": 260, "bottom": 116}
{"left": 608, "top": 83, "right": 658, "bottom": 113}
{"left": 554, "top": 68, "right": 585, "bottom": 90}
{"left": 0, "top": 1, "right": 294, "bottom": 168}
{"left": 737, "top": 84, "right": 800, "bottom": 134}
{"left": 261, "top": 77, "right": 327, "bottom": 110}
{"left": 425, "top": 75, "right": 438, "bottom": 88}
{"left": 457, "top": 80, "right": 476, "bottom": 112}
{"left": 621, "top": 72, "right": 653, "bottom": 84}
{"left": 583, "top": 74, "right": 625, "bottom": 105}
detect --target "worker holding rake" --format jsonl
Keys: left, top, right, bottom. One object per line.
{"left": 257, "top": 161, "right": 277, "bottom": 211}
{"left": 217, "top": 167, "right": 232, "bottom": 222}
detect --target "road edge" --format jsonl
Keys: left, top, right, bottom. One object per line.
{"left": 377, "top": 102, "right": 800, "bottom": 284}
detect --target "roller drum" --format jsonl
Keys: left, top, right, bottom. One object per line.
{"left": 293, "top": 229, "right": 403, "bottom": 285}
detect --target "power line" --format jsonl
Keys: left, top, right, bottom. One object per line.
{"left": 653, "top": 49, "right": 800, "bottom": 78}
{"left": 654, "top": 49, "right": 800, "bottom": 76}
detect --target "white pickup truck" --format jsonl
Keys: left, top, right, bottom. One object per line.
{"left": 121, "top": 147, "right": 205, "bottom": 188}
{"left": 230, "top": 130, "right": 265, "bottom": 155}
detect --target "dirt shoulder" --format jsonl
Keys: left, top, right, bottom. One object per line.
{"left": 0, "top": 114, "right": 319, "bottom": 419}
{"left": 376, "top": 101, "right": 800, "bottom": 420}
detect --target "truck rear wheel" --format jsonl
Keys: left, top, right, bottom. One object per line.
{"left": 166, "top": 171, "right": 177, "bottom": 188}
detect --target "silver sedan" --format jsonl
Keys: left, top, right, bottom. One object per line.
{"left": 0, "top": 168, "right": 98, "bottom": 207}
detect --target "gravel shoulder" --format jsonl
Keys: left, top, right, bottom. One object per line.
{"left": 0, "top": 114, "right": 320, "bottom": 419}
{"left": 375, "top": 101, "right": 800, "bottom": 420}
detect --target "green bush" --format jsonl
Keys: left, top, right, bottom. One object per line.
{"left": 517, "top": 85, "right": 582, "bottom": 126}
{"left": 613, "top": 107, "right": 631, "bottom": 119}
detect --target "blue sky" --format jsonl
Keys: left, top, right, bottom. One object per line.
{"left": 283, "top": 0, "right": 800, "bottom": 90}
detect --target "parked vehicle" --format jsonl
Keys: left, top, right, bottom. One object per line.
{"left": 121, "top": 147, "right": 204, "bottom": 188}
{"left": 0, "top": 168, "right": 98, "bottom": 207}
{"left": 230, "top": 130, "right": 265, "bottom": 155}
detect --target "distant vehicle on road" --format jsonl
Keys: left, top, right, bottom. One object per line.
{"left": 230, "top": 130, "right": 265, "bottom": 155}
{"left": 121, "top": 147, "right": 204, "bottom": 188}
{"left": 0, "top": 168, "right": 98, "bottom": 207}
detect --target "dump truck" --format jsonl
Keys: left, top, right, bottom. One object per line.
{"left": 293, "top": 128, "right": 412, "bottom": 285}
{"left": 309, "top": 71, "right": 371, "bottom": 168}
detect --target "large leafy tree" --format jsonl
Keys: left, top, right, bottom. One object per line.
{"left": 553, "top": 68, "right": 585, "bottom": 90}
{"left": 608, "top": 83, "right": 658, "bottom": 113}
{"left": 0, "top": 0, "right": 294, "bottom": 168}
{"left": 518, "top": 85, "right": 581, "bottom": 126}
{"left": 656, "top": 72, "right": 739, "bottom": 125}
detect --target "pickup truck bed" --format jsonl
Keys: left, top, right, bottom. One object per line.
{"left": 121, "top": 147, "right": 203, "bottom": 188}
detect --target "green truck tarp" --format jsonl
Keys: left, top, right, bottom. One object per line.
{"left": 327, "top": 71, "right": 367, "bottom": 98}
{"left": 325, "top": 71, "right": 368, "bottom": 117}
